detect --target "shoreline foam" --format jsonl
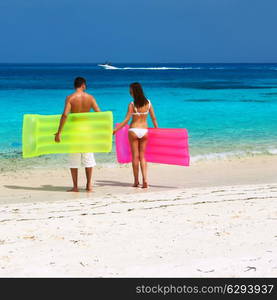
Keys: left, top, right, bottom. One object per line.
{"left": 1, "top": 148, "right": 277, "bottom": 173}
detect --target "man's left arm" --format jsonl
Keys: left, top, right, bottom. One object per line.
{"left": 91, "top": 95, "right": 101, "bottom": 112}
{"left": 54, "top": 97, "right": 71, "bottom": 142}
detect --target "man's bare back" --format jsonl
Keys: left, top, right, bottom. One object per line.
{"left": 67, "top": 91, "right": 100, "bottom": 113}
{"left": 54, "top": 82, "right": 100, "bottom": 143}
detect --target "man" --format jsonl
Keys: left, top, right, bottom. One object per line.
{"left": 55, "top": 77, "right": 100, "bottom": 192}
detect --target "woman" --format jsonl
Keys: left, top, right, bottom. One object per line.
{"left": 113, "top": 82, "right": 158, "bottom": 188}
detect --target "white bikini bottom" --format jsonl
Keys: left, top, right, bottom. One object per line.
{"left": 128, "top": 128, "right": 148, "bottom": 139}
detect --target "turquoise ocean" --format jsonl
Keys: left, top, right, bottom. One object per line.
{"left": 1, "top": 63, "right": 277, "bottom": 171}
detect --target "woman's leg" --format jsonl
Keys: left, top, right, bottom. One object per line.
{"left": 139, "top": 135, "right": 148, "bottom": 188}
{"left": 128, "top": 131, "right": 140, "bottom": 187}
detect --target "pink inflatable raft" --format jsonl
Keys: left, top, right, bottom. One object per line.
{"left": 115, "top": 124, "right": 190, "bottom": 166}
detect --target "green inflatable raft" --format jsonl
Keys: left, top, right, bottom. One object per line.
{"left": 22, "top": 111, "right": 113, "bottom": 158}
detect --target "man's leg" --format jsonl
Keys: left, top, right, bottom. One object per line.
{"left": 85, "top": 167, "right": 93, "bottom": 192}
{"left": 82, "top": 153, "right": 96, "bottom": 192}
{"left": 68, "top": 168, "right": 79, "bottom": 192}
{"left": 67, "top": 153, "right": 81, "bottom": 192}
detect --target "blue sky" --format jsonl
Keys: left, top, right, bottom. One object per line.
{"left": 0, "top": 0, "right": 276, "bottom": 63}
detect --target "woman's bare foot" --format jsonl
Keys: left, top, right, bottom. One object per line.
{"left": 132, "top": 181, "right": 140, "bottom": 187}
{"left": 142, "top": 181, "right": 148, "bottom": 188}
{"left": 86, "top": 184, "right": 93, "bottom": 192}
{"left": 67, "top": 187, "right": 79, "bottom": 192}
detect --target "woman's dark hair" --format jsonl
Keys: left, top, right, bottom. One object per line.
{"left": 130, "top": 82, "right": 148, "bottom": 108}
{"left": 74, "top": 77, "right": 86, "bottom": 88}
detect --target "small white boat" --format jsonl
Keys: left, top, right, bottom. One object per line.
{"left": 98, "top": 63, "right": 118, "bottom": 70}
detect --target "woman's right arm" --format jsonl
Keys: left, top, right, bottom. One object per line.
{"left": 113, "top": 103, "right": 133, "bottom": 135}
{"left": 149, "top": 105, "right": 158, "bottom": 128}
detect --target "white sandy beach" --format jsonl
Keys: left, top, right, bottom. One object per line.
{"left": 0, "top": 156, "right": 277, "bottom": 277}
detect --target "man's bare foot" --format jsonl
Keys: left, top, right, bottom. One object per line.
{"left": 67, "top": 187, "right": 79, "bottom": 192}
{"left": 142, "top": 182, "right": 148, "bottom": 188}
{"left": 132, "top": 182, "right": 139, "bottom": 187}
{"left": 86, "top": 184, "right": 93, "bottom": 192}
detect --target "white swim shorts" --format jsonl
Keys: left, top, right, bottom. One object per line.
{"left": 68, "top": 153, "right": 96, "bottom": 168}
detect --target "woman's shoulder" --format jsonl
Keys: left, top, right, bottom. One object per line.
{"left": 128, "top": 101, "right": 135, "bottom": 111}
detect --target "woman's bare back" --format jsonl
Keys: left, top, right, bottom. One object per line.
{"left": 130, "top": 102, "right": 151, "bottom": 128}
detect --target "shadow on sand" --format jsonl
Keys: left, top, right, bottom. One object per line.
{"left": 95, "top": 180, "right": 175, "bottom": 189}
{"left": 4, "top": 185, "right": 69, "bottom": 192}
{"left": 4, "top": 181, "right": 176, "bottom": 192}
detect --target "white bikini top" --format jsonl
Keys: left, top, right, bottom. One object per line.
{"left": 131, "top": 100, "right": 151, "bottom": 116}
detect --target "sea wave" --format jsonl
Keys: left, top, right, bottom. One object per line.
{"left": 190, "top": 148, "right": 277, "bottom": 163}
{"left": 100, "top": 65, "right": 263, "bottom": 71}
{"left": 1, "top": 147, "right": 277, "bottom": 173}
{"left": 106, "top": 66, "right": 196, "bottom": 70}
{"left": 100, "top": 66, "right": 229, "bottom": 71}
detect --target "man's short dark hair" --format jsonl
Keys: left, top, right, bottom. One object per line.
{"left": 74, "top": 77, "right": 86, "bottom": 88}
